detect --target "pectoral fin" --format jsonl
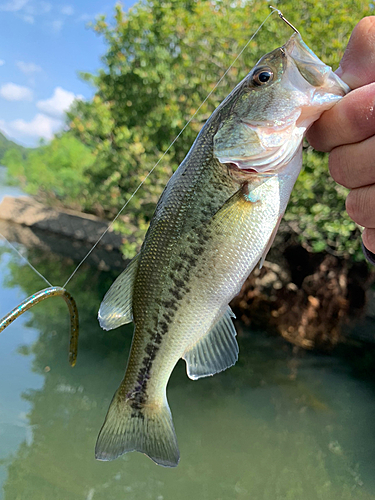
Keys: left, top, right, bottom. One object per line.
{"left": 183, "top": 307, "right": 238, "bottom": 380}
{"left": 98, "top": 254, "right": 140, "bottom": 330}
{"left": 209, "top": 186, "right": 258, "bottom": 229}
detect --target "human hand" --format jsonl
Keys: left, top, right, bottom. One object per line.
{"left": 306, "top": 16, "right": 375, "bottom": 255}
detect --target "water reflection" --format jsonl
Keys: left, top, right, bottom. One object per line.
{"left": 1, "top": 242, "right": 375, "bottom": 499}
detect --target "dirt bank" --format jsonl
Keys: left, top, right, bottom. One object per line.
{"left": 2, "top": 195, "right": 374, "bottom": 348}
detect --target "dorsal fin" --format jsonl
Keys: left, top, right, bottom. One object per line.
{"left": 183, "top": 307, "right": 238, "bottom": 380}
{"left": 98, "top": 254, "right": 140, "bottom": 331}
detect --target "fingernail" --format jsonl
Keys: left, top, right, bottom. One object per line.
{"left": 335, "top": 66, "right": 343, "bottom": 78}
{"left": 334, "top": 65, "right": 355, "bottom": 90}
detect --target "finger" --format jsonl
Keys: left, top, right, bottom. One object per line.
{"left": 335, "top": 16, "right": 375, "bottom": 89}
{"left": 362, "top": 228, "right": 375, "bottom": 254}
{"left": 307, "top": 84, "right": 375, "bottom": 152}
{"left": 329, "top": 134, "right": 375, "bottom": 188}
{"left": 346, "top": 184, "right": 375, "bottom": 228}
{"left": 307, "top": 16, "right": 375, "bottom": 152}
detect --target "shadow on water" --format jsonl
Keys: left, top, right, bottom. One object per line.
{"left": 1, "top": 241, "right": 375, "bottom": 500}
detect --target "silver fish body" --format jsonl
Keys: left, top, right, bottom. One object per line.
{"left": 95, "top": 33, "right": 349, "bottom": 467}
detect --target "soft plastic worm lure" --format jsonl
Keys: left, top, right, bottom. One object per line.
{"left": 0, "top": 286, "right": 79, "bottom": 367}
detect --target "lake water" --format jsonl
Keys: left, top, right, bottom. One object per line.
{"left": 0, "top": 167, "right": 27, "bottom": 203}
{"left": 1, "top": 191, "right": 375, "bottom": 499}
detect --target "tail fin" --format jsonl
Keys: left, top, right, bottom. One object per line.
{"left": 95, "top": 392, "right": 180, "bottom": 467}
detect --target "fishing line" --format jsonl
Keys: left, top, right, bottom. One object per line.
{"left": 0, "top": 231, "right": 53, "bottom": 287}
{"left": 0, "top": 9, "right": 278, "bottom": 290}
{"left": 0, "top": 232, "right": 79, "bottom": 366}
{"left": 62, "top": 8, "right": 278, "bottom": 289}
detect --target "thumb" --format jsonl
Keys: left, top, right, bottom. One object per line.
{"left": 335, "top": 16, "right": 375, "bottom": 89}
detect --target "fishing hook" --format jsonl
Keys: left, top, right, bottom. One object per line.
{"left": 270, "top": 6, "right": 300, "bottom": 35}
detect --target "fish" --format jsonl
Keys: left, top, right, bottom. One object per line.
{"left": 95, "top": 32, "right": 350, "bottom": 467}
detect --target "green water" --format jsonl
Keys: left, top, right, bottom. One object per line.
{"left": 1, "top": 240, "right": 375, "bottom": 500}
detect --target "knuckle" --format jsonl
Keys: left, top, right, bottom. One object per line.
{"left": 328, "top": 147, "right": 351, "bottom": 187}
{"left": 354, "top": 107, "right": 374, "bottom": 136}
{"left": 342, "top": 87, "right": 375, "bottom": 140}
{"left": 345, "top": 189, "right": 363, "bottom": 223}
{"left": 345, "top": 190, "right": 358, "bottom": 221}
{"left": 306, "top": 123, "right": 331, "bottom": 152}
{"left": 346, "top": 186, "right": 375, "bottom": 227}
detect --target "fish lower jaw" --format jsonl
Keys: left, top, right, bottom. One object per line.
{"left": 297, "top": 94, "right": 345, "bottom": 129}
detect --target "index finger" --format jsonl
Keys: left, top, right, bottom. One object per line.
{"left": 335, "top": 16, "right": 375, "bottom": 89}
{"left": 306, "top": 16, "right": 375, "bottom": 152}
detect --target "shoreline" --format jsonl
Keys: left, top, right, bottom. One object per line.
{"left": 0, "top": 195, "right": 126, "bottom": 271}
{"left": 1, "top": 194, "right": 374, "bottom": 348}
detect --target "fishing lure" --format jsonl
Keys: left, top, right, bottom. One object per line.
{"left": 0, "top": 286, "right": 79, "bottom": 367}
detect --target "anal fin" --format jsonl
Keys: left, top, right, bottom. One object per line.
{"left": 183, "top": 307, "right": 238, "bottom": 380}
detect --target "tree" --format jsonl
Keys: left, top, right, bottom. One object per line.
{"left": 0, "top": 131, "right": 28, "bottom": 163}
{"left": 4, "top": 134, "right": 94, "bottom": 210}
{"left": 68, "top": 0, "right": 372, "bottom": 259}
{"left": 4, "top": 0, "right": 371, "bottom": 259}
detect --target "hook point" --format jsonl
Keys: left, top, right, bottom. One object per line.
{"left": 269, "top": 6, "right": 300, "bottom": 35}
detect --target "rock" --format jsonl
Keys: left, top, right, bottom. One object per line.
{"left": 0, "top": 196, "right": 123, "bottom": 249}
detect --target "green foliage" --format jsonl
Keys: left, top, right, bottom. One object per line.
{"left": 3, "top": 133, "right": 95, "bottom": 210}
{"left": 0, "top": 131, "right": 28, "bottom": 163}
{"left": 68, "top": 0, "right": 371, "bottom": 260}
{"left": 4, "top": 0, "right": 371, "bottom": 259}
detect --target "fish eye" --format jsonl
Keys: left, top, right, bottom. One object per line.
{"left": 252, "top": 67, "right": 274, "bottom": 86}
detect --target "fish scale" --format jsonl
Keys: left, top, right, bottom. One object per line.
{"left": 95, "top": 33, "right": 350, "bottom": 467}
{"left": 124, "top": 113, "right": 239, "bottom": 390}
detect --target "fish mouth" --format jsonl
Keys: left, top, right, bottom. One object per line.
{"left": 284, "top": 33, "right": 350, "bottom": 97}
{"left": 215, "top": 34, "right": 350, "bottom": 176}
{"left": 326, "top": 71, "right": 351, "bottom": 96}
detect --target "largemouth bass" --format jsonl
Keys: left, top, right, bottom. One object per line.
{"left": 95, "top": 33, "right": 349, "bottom": 467}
